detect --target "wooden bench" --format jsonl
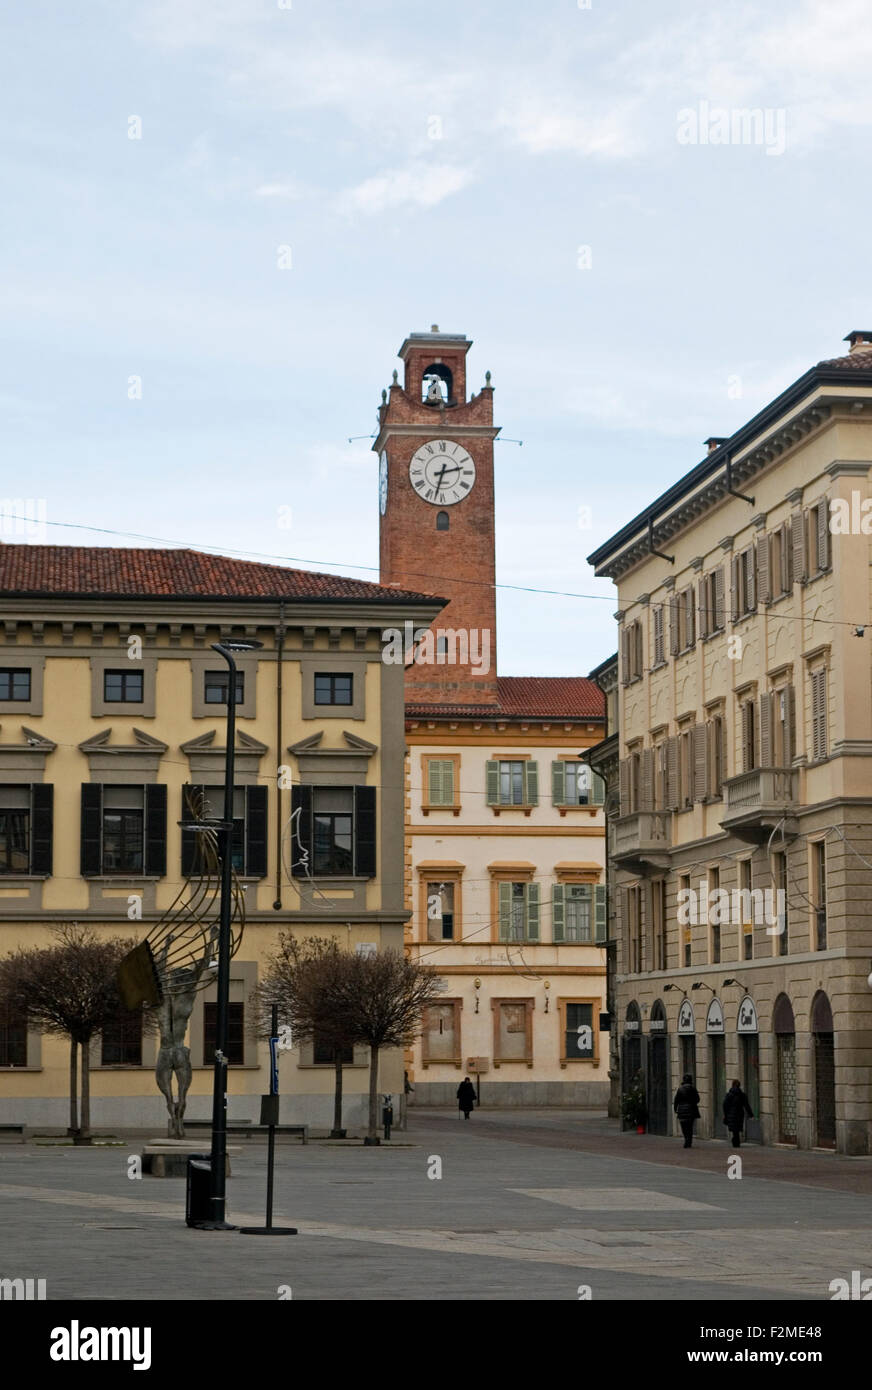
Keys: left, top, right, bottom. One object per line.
{"left": 141, "top": 1142, "right": 238, "bottom": 1178}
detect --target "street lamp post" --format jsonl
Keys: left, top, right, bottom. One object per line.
{"left": 195, "top": 637, "right": 261, "bottom": 1231}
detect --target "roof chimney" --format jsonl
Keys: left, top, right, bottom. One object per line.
{"left": 843, "top": 330, "right": 872, "bottom": 354}
{"left": 704, "top": 436, "right": 727, "bottom": 455}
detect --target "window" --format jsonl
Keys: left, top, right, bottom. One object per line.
{"left": 731, "top": 545, "right": 756, "bottom": 621}
{"left": 709, "top": 867, "right": 720, "bottom": 964}
{"left": 103, "top": 670, "right": 143, "bottom": 703}
{"left": 0, "top": 668, "right": 31, "bottom": 701}
{"left": 654, "top": 741, "right": 668, "bottom": 810}
{"left": 772, "top": 685, "right": 794, "bottom": 766}
{"left": 774, "top": 850, "right": 788, "bottom": 956}
{"left": 678, "top": 724, "right": 693, "bottom": 808}
{"left": 435, "top": 510, "right": 449, "bottom": 531}
{"left": 740, "top": 859, "right": 753, "bottom": 960}
{"left": 424, "top": 757, "right": 457, "bottom": 808}
{"left": 181, "top": 785, "right": 267, "bottom": 878}
{"left": 652, "top": 605, "right": 665, "bottom": 665}
{"left": 553, "top": 883, "right": 606, "bottom": 943}
{"left": 494, "top": 999, "right": 532, "bottom": 1062}
{"left": 680, "top": 874, "right": 691, "bottom": 967}
{"left": 707, "top": 713, "right": 725, "bottom": 796}
{"left": 564, "top": 1002, "right": 594, "bottom": 1061}
{"left": 627, "top": 884, "right": 642, "bottom": 973}
{"left": 426, "top": 881, "right": 455, "bottom": 941}
{"left": 812, "top": 841, "right": 827, "bottom": 950}
{"left": 0, "top": 787, "right": 30, "bottom": 873}
{"left": 204, "top": 1002, "right": 244, "bottom": 1065}
{"left": 101, "top": 787, "right": 144, "bottom": 874}
{"left": 82, "top": 784, "right": 166, "bottom": 879}
{"left": 652, "top": 879, "right": 666, "bottom": 971}
{"left": 769, "top": 525, "right": 793, "bottom": 599}
{"left": 497, "top": 881, "right": 540, "bottom": 942}
{"left": 290, "top": 784, "right": 375, "bottom": 879}
{"left": 314, "top": 673, "right": 353, "bottom": 706}
{"left": 621, "top": 620, "right": 644, "bottom": 683}
{"left": 808, "top": 499, "right": 830, "bottom": 576}
{"left": 0, "top": 1003, "right": 27, "bottom": 1067}
{"left": 670, "top": 587, "right": 695, "bottom": 654}
{"left": 486, "top": 759, "right": 538, "bottom": 807}
{"left": 552, "top": 761, "right": 604, "bottom": 807}
{"left": 313, "top": 1033, "right": 353, "bottom": 1065}
{"left": 811, "top": 668, "right": 827, "bottom": 761}
{"left": 204, "top": 670, "right": 245, "bottom": 704}
{"left": 101, "top": 1005, "right": 142, "bottom": 1066}
{"left": 699, "top": 568, "right": 725, "bottom": 637}
{"left": 740, "top": 697, "right": 757, "bottom": 772}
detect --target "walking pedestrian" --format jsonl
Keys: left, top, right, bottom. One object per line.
{"left": 457, "top": 1076, "right": 476, "bottom": 1120}
{"left": 673, "top": 1072, "right": 701, "bottom": 1148}
{"left": 723, "top": 1078, "right": 753, "bottom": 1148}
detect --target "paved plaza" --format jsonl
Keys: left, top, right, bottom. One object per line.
{"left": 2, "top": 1109, "right": 871, "bottom": 1301}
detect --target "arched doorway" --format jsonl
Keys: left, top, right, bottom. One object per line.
{"left": 773, "top": 994, "right": 797, "bottom": 1143}
{"left": 622, "top": 1002, "right": 642, "bottom": 1129}
{"left": 677, "top": 998, "right": 696, "bottom": 1088}
{"left": 647, "top": 1000, "right": 669, "bottom": 1134}
{"left": 811, "top": 991, "right": 835, "bottom": 1149}
{"left": 737, "top": 995, "right": 761, "bottom": 1143}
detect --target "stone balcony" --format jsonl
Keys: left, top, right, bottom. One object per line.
{"left": 611, "top": 811, "right": 672, "bottom": 870}
{"left": 720, "top": 767, "right": 799, "bottom": 842}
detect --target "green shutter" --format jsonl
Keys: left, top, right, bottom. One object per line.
{"left": 594, "top": 884, "right": 607, "bottom": 942}
{"left": 441, "top": 759, "right": 454, "bottom": 804}
{"left": 551, "top": 761, "right": 565, "bottom": 806}
{"left": 552, "top": 883, "right": 565, "bottom": 942}
{"left": 526, "top": 882, "right": 540, "bottom": 940}
{"left": 486, "top": 760, "right": 500, "bottom": 806}
{"left": 428, "top": 759, "right": 453, "bottom": 805}
{"left": 524, "top": 761, "right": 539, "bottom": 806}
{"left": 592, "top": 772, "right": 606, "bottom": 805}
{"left": 498, "top": 880, "right": 512, "bottom": 939}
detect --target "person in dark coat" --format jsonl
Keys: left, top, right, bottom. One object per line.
{"left": 457, "top": 1077, "right": 476, "bottom": 1119}
{"left": 723, "top": 1079, "right": 753, "bottom": 1148}
{"left": 673, "top": 1073, "right": 701, "bottom": 1148}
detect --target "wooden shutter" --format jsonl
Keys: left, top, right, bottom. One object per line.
{"left": 640, "top": 748, "right": 654, "bottom": 812}
{"left": 811, "top": 669, "right": 827, "bottom": 760}
{"left": 746, "top": 545, "right": 756, "bottom": 611}
{"left": 427, "top": 759, "right": 442, "bottom": 804}
{"left": 741, "top": 702, "right": 753, "bottom": 773}
{"left": 653, "top": 605, "right": 664, "bottom": 663}
{"left": 551, "top": 761, "right": 565, "bottom": 806}
{"left": 290, "top": 782, "right": 313, "bottom": 879}
{"left": 817, "top": 498, "right": 830, "bottom": 571}
{"left": 666, "top": 736, "right": 679, "bottom": 810}
{"left": 144, "top": 783, "right": 167, "bottom": 878}
{"left": 781, "top": 523, "right": 793, "bottom": 590}
{"left": 80, "top": 784, "right": 102, "bottom": 876}
{"left": 180, "top": 784, "right": 204, "bottom": 877}
{"left": 620, "top": 628, "right": 630, "bottom": 685}
{"left": 354, "top": 785, "right": 376, "bottom": 878}
{"left": 791, "top": 511, "right": 806, "bottom": 583}
{"left": 669, "top": 598, "right": 679, "bottom": 655}
{"left": 552, "top": 884, "right": 565, "bottom": 943}
{"left": 498, "top": 880, "right": 512, "bottom": 937}
{"left": 525, "top": 882, "right": 540, "bottom": 941}
{"left": 594, "top": 884, "right": 607, "bottom": 942}
{"left": 686, "top": 589, "right": 695, "bottom": 647}
{"left": 524, "top": 761, "right": 539, "bottom": 806}
{"left": 783, "top": 684, "right": 796, "bottom": 765}
{"left": 592, "top": 771, "right": 605, "bottom": 805}
{"left": 485, "top": 759, "right": 500, "bottom": 806}
{"left": 713, "top": 566, "right": 725, "bottom": 629}
{"left": 697, "top": 580, "right": 707, "bottom": 640}
{"left": 30, "top": 783, "right": 53, "bottom": 875}
{"left": 730, "top": 555, "right": 740, "bottom": 622}
{"left": 692, "top": 723, "right": 707, "bottom": 801}
{"left": 759, "top": 691, "right": 773, "bottom": 768}
{"left": 245, "top": 785, "right": 268, "bottom": 878}
{"left": 619, "top": 759, "right": 630, "bottom": 816}
{"left": 757, "top": 534, "right": 771, "bottom": 604}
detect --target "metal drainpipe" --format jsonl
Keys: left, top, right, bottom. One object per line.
{"left": 273, "top": 601, "right": 286, "bottom": 910}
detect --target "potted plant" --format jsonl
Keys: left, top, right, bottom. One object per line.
{"left": 621, "top": 1073, "right": 648, "bottom": 1133}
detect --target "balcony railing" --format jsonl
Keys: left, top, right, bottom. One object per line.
{"left": 721, "top": 767, "right": 798, "bottom": 840}
{"left": 612, "top": 811, "right": 672, "bottom": 863}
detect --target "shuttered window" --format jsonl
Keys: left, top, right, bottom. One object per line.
{"left": 426, "top": 758, "right": 455, "bottom": 806}
{"left": 652, "top": 605, "right": 664, "bottom": 664}
{"left": 621, "top": 621, "right": 644, "bottom": 682}
{"left": 551, "top": 761, "right": 605, "bottom": 806}
{"left": 731, "top": 545, "right": 756, "bottom": 620}
{"left": 487, "top": 760, "right": 539, "bottom": 807}
{"left": 497, "top": 880, "right": 540, "bottom": 942}
{"left": 699, "top": 570, "right": 725, "bottom": 638}
{"left": 0, "top": 784, "right": 53, "bottom": 874}
{"left": 181, "top": 784, "right": 266, "bottom": 878}
{"left": 740, "top": 699, "right": 757, "bottom": 772}
{"left": 791, "top": 511, "right": 807, "bottom": 583}
{"left": 808, "top": 499, "right": 830, "bottom": 575}
{"left": 552, "top": 883, "right": 605, "bottom": 943}
{"left": 811, "top": 668, "right": 827, "bottom": 761}
{"left": 706, "top": 715, "right": 725, "bottom": 796}
{"left": 81, "top": 784, "right": 166, "bottom": 877}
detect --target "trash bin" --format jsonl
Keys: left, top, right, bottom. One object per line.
{"left": 185, "top": 1154, "right": 212, "bottom": 1227}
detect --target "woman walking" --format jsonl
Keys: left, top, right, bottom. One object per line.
{"left": 673, "top": 1073, "right": 701, "bottom": 1148}
{"left": 457, "top": 1076, "right": 477, "bottom": 1120}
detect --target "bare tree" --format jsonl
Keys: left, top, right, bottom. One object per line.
{"left": 333, "top": 950, "right": 444, "bottom": 1142}
{"left": 0, "top": 924, "right": 135, "bottom": 1142}
{"left": 255, "top": 934, "right": 358, "bottom": 1138}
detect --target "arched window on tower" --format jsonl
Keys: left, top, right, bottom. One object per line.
{"left": 422, "top": 363, "right": 453, "bottom": 405}
{"left": 436, "top": 510, "right": 449, "bottom": 531}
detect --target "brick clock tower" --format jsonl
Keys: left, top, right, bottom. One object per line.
{"left": 375, "top": 327, "right": 500, "bottom": 705}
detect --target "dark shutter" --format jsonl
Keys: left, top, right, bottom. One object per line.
{"left": 180, "top": 783, "right": 204, "bottom": 878}
{"left": 354, "top": 785, "right": 376, "bottom": 878}
{"left": 290, "top": 783, "right": 313, "bottom": 878}
{"left": 31, "top": 783, "right": 53, "bottom": 875}
{"left": 144, "top": 784, "right": 166, "bottom": 878}
{"left": 245, "top": 785, "right": 268, "bottom": 878}
{"left": 80, "top": 784, "right": 103, "bottom": 877}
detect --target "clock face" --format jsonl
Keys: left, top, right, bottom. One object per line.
{"left": 379, "top": 451, "right": 388, "bottom": 515}
{"left": 408, "top": 440, "right": 476, "bottom": 506}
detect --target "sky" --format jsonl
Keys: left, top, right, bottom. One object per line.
{"left": 2, "top": 0, "right": 871, "bottom": 676}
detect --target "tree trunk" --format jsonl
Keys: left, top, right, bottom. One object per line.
{"left": 331, "top": 1052, "right": 345, "bottom": 1138}
{"left": 367, "top": 1044, "right": 380, "bottom": 1141}
{"left": 68, "top": 1038, "right": 78, "bottom": 1136}
{"left": 79, "top": 1039, "right": 92, "bottom": 1143}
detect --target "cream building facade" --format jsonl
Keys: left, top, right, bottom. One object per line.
{"left": 0, "top": 545, "right": 441, "bottom": 1131}
{"left": 589, "top": 330, "right": 872, "bottom": 1155}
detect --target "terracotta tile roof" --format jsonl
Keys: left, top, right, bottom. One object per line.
{"left": 406, "top": 676, "right": 605, "bottom": 721}
{"left": 817, "top": 350, "right": 872, "bottom": 370}
{"left": 0, "top": 545, "right": 440, "bottom": 604}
